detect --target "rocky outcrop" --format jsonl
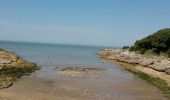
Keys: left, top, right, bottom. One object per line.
{"left": 97, "top": 49, "right": 170, "bottom": 75}
{"left": 0, "top": 48, "right": 38, "bottom": 88}
{"left": 0, "top": 48, "right": 37, "bottom": 69}
{"left": 0, "top": 49, "right": 18, "bottom": 68}
{"left": 58, "top": 67, "right": 105, "bottom": 78}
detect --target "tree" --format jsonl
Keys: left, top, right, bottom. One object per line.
{"left": 130, "top": 28, "right": 170, "bottom": 57}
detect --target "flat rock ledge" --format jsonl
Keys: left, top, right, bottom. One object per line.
{"left": 97, "top": 49, "right": 170, "bottom": 75}
{"left": 58, "top": 67, "right": 105, "bottom": 78}
{"left": 0, "top": 48, "right": 38, "bottom": 88}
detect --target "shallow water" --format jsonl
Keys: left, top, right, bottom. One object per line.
{"left": 0, "top": 41, "right": 166, "bottom": 100}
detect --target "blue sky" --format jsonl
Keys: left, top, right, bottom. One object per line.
{"left": 0, "top": 0, "right": 170, "bottom": 47}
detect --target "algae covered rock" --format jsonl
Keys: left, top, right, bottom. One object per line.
{"left": 0, "top": 48, "right": 38, "bottom": 88}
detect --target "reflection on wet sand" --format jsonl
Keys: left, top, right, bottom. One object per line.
{"left": 58, "top": 67, "right": 105, "bottom": 78}
{"left": 0, "top": 63, "right": 167, "bottom": 100}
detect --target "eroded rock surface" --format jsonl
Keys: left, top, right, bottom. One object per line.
{"left": 0, "top": 48, "right": 38, "bottom": 88}
{"left": 165, "top": 69, "right": 170, "bottom": 75}
{"left": 58, "top": 67, "right": 105, "bottom": 78}
{"left": 97, "top": 49, "right": 170, "bottom": 75}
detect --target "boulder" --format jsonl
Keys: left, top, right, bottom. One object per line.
{"left": 165, "top": 69, "right": 170, "bottom": 75}
{"left": 148, "top": 59, "right": 170, "bottom": 72}
{"left": 140, "top": 59, "right": 154, "bottom": 67}
{"left": 0, "top": 50, "right": 19, "bottom": 67}
{"left": 0, "top": 48, "right": 38, "bottom": 89}
{"left": 148, "top": 62, "right": 168, "bottom": 72}
{"left": 98, "top": 48, "right": 170, "bottom": 74}
{"left": 0, "top": 58, "right": 12, "bottom": 64}
{"left": 0, "top": 50, "right": 20, "bottom": 68}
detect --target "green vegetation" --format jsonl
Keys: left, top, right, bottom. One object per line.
{"left": 0, "top": 64, "right": 39, "bottom": 88}
{"left": 130, "top": 28, "right": 170, "bottom": 57}
{"left": 0, "top": 48, "right": 39, "bottom": 88}
{"left": 122, "top": 46, "right": 130, "bottom": 49}
{"left": 126, "top": 67, "right": 170, "bottom": 99}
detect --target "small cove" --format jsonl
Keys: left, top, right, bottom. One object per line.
{"left": 0, "top": 41, "right": 166, "bottom": 100}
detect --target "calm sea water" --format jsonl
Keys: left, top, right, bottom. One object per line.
{"left": 0, "top": 41, "right": 114, "bottom": 66}
{"left": 0, "top": 41, "right": 118, "bottom": 80}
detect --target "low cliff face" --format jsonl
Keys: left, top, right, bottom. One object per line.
{"left": 0, "top": 48, "right": 36, "bottom": 69}
{"left": 97, "top": 49, "right": 170, "bottom": 75}
{"left": 0, "top": 48, "right": 38, "bottom": 88}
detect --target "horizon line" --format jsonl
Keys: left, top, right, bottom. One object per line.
{"left": 0, "top": 40, "right": 121, "bottom": 48}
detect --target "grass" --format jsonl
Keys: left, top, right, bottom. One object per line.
{"left": 126, "top": 67, "right": 170, "bottom": 99}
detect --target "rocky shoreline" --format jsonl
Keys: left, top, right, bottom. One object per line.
{"left": 97, "top": 49, "right": 170, "bottom": 85}
{"left": 97, "top": 48, "right": 170, "bottom": 98}
{"left": 0, "top": 48, "right": 38, "bottom": 88}
{"left": 97, "top": 49, "right": 170, "bottom": 74}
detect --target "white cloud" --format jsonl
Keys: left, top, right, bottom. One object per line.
{"left": 0, "top": 21, "right": 98, "bottom": 33}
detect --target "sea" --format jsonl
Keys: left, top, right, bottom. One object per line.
{"left": 0, "top": 41, "right": 114, "bottom": 66}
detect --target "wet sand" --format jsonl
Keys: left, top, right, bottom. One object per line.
{"left": 0, "top": 62, "right": 167, "bottom": 100}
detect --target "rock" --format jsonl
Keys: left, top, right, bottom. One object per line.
{"left": 140, "top": 59, "right": 154, "bottom": 67}
{"left": 148, "top": 62, "right": 167, "bottom": 72}
{"left": 0, "top": 80, "right": 13, "bottom": 89}
{"left": 97, "top": 48, "right": 170, "bottom": 74}
{"left": 105, "top": 55, "right": 117, "bottom": 60}
{"left": 0, "top": 58, "right": 12, "bottom": 64}
{"left": 0, "top": 48, "right": 38, "bottom": 89}
{"left": 0, "top": 49, "right": 33, "bottom": 69}
{"left": 117, "top": 55, "right": 129, "bottom": 62}
{"left": 59, "top": 67, "right": 105, "bottom": 72}
{"left": 161, "top": 59, "right": 170, "bottom": 69}
{"left": 80, "top": 88, "right": 88, "bottom": 96}
{"left": 133, "top": 59, "right": 141, "bottom": 64}
{"left": 0, "top": 50, "right": 20, "bottom": 68}
{"left": 58, "top": 67, "right": 105, "bottom": 78}
{"left": 148, "top": 59, "right": 170, "bottom": 72}
{"left": 165, "top": 69, "right": 170, "bottom": 75}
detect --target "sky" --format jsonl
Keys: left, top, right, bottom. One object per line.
{"left": 0, "top": 0, "right": 170, "bottom": 47}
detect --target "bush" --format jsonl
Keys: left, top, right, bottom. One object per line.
{"left": 167, "top": 48, "right": 170, "bottom": 58}
{"left": 122, "top": 46, "right": 130, "bottom": 49}
{"left": 130, "top": 28, "right": 170, "bottom": 57}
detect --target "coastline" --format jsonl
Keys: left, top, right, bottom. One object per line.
{"left": 0, "top": 44, "right": 168, "bottom": 100}
{"left": 97, "top": 49, "right": 170, "bottom": 98}
{"left": 0, "top": 48, "right": 38, "bottom": 88}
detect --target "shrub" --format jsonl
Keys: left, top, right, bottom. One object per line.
{"left": 122, "top": 46, "right": 130, "bottom": 49}
{"left": 167, "top": 48, "right": 170, "bottom": 58}
{"left": 130, "top": 28, "right": 170, "bottom": 57}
